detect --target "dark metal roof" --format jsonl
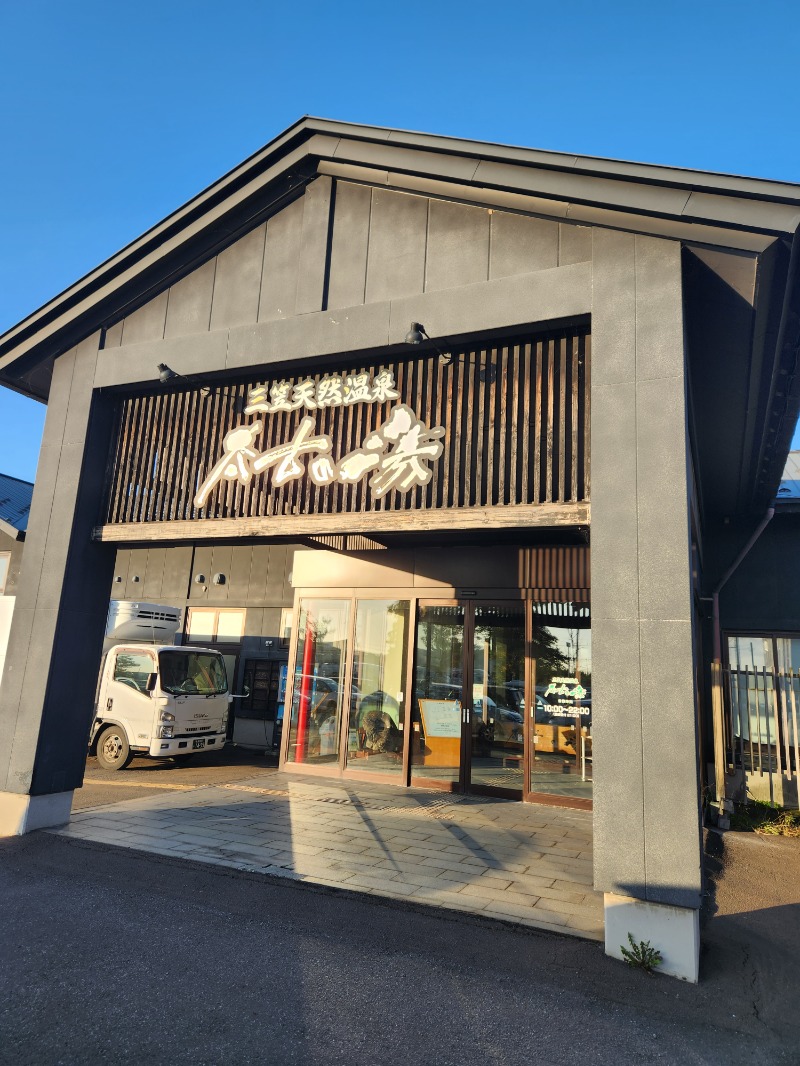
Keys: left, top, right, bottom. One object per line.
{"left": 0, "top": 472, "right": 33, "bottom": 536}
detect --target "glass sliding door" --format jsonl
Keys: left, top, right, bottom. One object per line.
{"left": 346, "top": 599, "right": 410, "bottom": 776}
{"left": 469, "top": 604, "right": 526, "bottom": 796}
{"left": 411, "top": 604, "right": 465, "bottom": 786}
{"left": 286, "top": 599, "right": 350, "bottom": 766}
{"left": 283, "top": 591, "right": 593, "bottom": 805}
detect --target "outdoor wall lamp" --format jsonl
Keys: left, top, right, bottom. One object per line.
{"left": 404, "top": 322, "right": 430, "bottom": 346}
{"left": 404, "top": 322, "right": 497, "bottom": 382}
{"left": 157, "top": 363, "right": 211, "bottom": 397}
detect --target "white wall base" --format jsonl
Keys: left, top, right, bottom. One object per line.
{"left": 0, "top": 790, "right": 73, "bottom": 836}
{"left": 604, "top": 892, "right": 700, "bottom": 983}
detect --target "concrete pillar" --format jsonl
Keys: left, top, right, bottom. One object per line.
{"left": 0, "top": 334, "right": 116, "bottom": 835}
{"left": 591, "top": 232, "right": 703, "bottom": 982}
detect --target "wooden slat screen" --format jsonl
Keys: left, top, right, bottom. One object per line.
{"left": 103, "top": 327, "right": 590, "bottom": 525}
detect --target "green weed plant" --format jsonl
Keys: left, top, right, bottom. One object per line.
{"left": 620, "top": 933, "right": 663, "bottom": 975}
{"left": 729, "top": 799, "right": 800, "bottom": 837}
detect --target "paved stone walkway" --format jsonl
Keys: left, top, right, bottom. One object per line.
{"left": 52, "top": 771, "right": 603, "bottom": 940}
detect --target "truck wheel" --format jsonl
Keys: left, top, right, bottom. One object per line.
{"left": 96, "top": 726, "right": 133, "bottom": 771}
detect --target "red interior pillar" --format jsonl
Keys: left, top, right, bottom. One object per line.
{"left": 295, "top": 614, "right": 315, "bottom": 763}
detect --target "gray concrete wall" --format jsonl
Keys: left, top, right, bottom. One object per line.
{"left": 590, "top": 231, "right": 702, "bottom": 910}
{"left": 0, "top": 334, "right": 116, "bottom": 796}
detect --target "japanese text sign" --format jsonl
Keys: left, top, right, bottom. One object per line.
{"left": 194, "top": 368, "right": 446, "bottom": 509}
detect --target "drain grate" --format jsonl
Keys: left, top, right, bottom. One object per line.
{"left": 218, "top": 782, "right": 472, "bottom": 822}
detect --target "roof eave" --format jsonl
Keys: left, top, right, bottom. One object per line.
{"left": 0, "top": 517, "right": 24, "bottom": 541}
{"left": 3, "top": 117, "right": 800, "bottom": 401}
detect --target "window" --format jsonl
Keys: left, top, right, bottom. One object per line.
{"left": 0, "top": 552, "right": 10, "bottom": 595}
{"left": 286, "top": 599, "right": 350, "bottom": 766}
{"left": 112, "top": 651, "right": 156, "bottom": 693}
{"left": 529, "top": 602, "right": 592, "bottom": 801}
{"left": 727, "top": 634, "right": 799, "bottom": 753}
{"left": 159, "top": 650, "right": 228, "bottom": 695}
{"left": 186, "top": 608, "right": 246, "bottom": 644}
{"left": 346, "top": 599, "right": 410, "bottom": 776}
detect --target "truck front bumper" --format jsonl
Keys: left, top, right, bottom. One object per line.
{"left": 148, "top": 734, "right": 227, "bottom": 757}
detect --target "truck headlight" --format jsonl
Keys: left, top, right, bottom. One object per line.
{"left": 158, "top": 725, "right": 174, "bottom": 739}
{"left": 159, "top": 711, "right": 175, "bottom": 723}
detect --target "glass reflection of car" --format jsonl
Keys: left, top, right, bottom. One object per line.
{"left": 295, "top": 674, "right": 338, "bottom": 707}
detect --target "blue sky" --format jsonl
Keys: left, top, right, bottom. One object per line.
{"left": 1, "top": 0, "right": 800, "bottom": 482}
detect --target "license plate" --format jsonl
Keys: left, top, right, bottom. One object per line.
{"left": 192, "top": 739, "right": 206, "bottom": 750}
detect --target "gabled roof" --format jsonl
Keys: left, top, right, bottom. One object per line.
{"left": 0, "top": 472, "right": 33, "bottom": 539}
{"left": 1, "top": 117, "right": 799, "bottom": 512}
{"left": 3, "top": 117, "right": 800, "bottom": 398}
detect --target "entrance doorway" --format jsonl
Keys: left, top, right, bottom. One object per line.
{"left": 411, "top": 601, "right": 526, "bottom": 798}
{"left": 281, "top": 581, "right": 592, "bottom": 807}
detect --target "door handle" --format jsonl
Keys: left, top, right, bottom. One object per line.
{"left": 106, "top": 698, "right": 113, "bottom": 711}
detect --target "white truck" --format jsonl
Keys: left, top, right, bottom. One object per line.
{"left": 89, "top": 602, "right": 231, "bottom": 770}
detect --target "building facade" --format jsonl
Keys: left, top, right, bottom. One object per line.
{"left": 2, "top": 119, "right": 799, "bottom": 981}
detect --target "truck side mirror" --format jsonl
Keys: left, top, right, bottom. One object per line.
{"left": 146, "top": 672, "right": 158, "bottom": 693}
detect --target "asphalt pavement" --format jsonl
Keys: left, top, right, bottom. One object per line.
{"left": 1, "top": 824, "right": 797, "bottom": 1066}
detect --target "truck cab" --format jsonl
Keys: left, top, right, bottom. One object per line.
{"left": 90, "top": 644, "right": 231, "bottom": 770}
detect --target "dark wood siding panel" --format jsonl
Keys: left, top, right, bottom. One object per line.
{"left": 206, "top": 544, "right": 233, "bottom": 605}
{"left": 489, "top": 212, "right": 559, "bottom": 278}
{"left": 112, "top": 548, "right": 131, "bottom": 590}
{"left": 164, "top": 258, "right": 216, "bottom": 338}
{"left": 326, "top": 181, "right": 371, "bottom": 310}
{"left": 227, "top": 546, "right": 253, "bottom": 602}
{"left": 248, "top": 546, "right": 271, "bottom": 603}
{"left": 160, "top": 546, "right": 193, "bottom": 603}
{"left": 104, "top": 326, "right": 590, "bottom": 527}
{"left": 364, "top": 189, "right": 428, "bottom": 303}
{"left": 105, "top": 186, "right": 596, "bottom": 349}
{"left": 189, "top": 546, "right": 214, "bottom": 600}
{"left": 425, "top": 199, "right": 490, "bottom": 292}
{"left": 142, "top": 547, "right": 167, "bottom": 602}
{"left": 559, "top": 223, "right": 592, "bottom": 266}
{"left": 104, "top": 321, "right": 124, "bottom": 348}
{"left": 295, "top": 176, "right": 333, "bottom": 315}
{"left": 258, "top": 196, "right": 304, "bottom": 321}
{"left": 209, "top": 223, "right": 267, "bottom": 330}
{"left": 123, "top": 549, "right": 147, "bottom": 598}
{"left": 120, "top": 291, "right": 168, "bottom": 346}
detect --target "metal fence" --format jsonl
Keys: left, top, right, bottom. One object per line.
{"left": 713, "top": 662, "right": 800, "bottom": 808}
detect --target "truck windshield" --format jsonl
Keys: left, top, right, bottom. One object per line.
{"left": 159, "top": 651, "right": 228, "bottom": 696}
